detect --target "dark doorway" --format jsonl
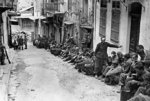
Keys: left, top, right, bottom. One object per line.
{"left": 129, "top": 2, "right": 142, "bottom": 52}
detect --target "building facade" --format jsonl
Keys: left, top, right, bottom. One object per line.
{"left": 43, "top": 0, "right": 68, "bottom": 43}
{"left": 94, "top": 0, "right": 150, "bottom": 55}
{"left": 19, "top": 6, "right": 34, "bottom": 33}
{"left": 16, "top": 0, "right": 150, "bottom": 54}
{"left": 80, "top": 0, "right": 94, "bottom": 49}
{"left": 63, "top": 0, "right": 81, "bottom": 45}
{"left": 0, "top": 0, "right": 16, "bottom": 47}
{"left": 62, "top": 0, "right": 94, "bottom": 49}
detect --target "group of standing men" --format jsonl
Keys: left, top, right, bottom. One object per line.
{"left": 13, "top": 32, "right": 28, "bottom": 50}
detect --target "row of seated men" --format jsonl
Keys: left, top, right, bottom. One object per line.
{"left": 41, "top": 38, "right": 150, "bottom": 101}
{"left": 33, "top": 35, "right": 50, "bottom": 49}
{"left": 56, "top": 43, "right": 150, "bottom": 101}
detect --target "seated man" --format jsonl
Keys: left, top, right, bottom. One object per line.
{"left": 68, "top": 47, "right": 79, "bottom": 63}
{"left": 63, "top": 50, "right": 76, "bottom": 61}
{"left": 61, "top": 46, "right": 70, "bottom": 59}
{"left": 75, "top": 53, "right": 91, "bottom": 72}
{"left": 80, "top": 52, "right": 95, "bottom": 76}
{"left": 100, "top": 51, "right": 117, "bottom": 80}
{"left": 74, "top": 53, "right": 85, "bottom": 65}
{"left": 117, "top": 52, "right": 124, "bottom": 65}
{"left": 104, "top": 59, "right": 123, "bottom": 85}
{"left": 128, "top": 73, "right": 150, "bottom": 101}
{"left": 119, "top": 53, "right": 138, "bottom": 86}
{"left": 123, "top": 62, "right": 149, "bottom": 93}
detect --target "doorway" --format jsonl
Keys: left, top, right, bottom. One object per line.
{"left": 129, "top": 2, "right": 142, "bottom": 52}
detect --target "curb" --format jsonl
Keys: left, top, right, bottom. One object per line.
{"left": 0, "top": 48, "right": 16, "bottom": 101}
{"left": 6, "top": 50, "right": 17, "bottom": 101}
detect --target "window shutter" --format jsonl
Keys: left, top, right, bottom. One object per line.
{"left": 99, "top": 8, "right": 107, "bottom": 37}
{"left": 99, "top": 0, "right": 107, "bottom": 37}
{"left": 111, "top": 1, "right": 121, "bottom": 43}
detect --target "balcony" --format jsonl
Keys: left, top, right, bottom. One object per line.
{"left": 0, "top": 0, "right": 14, "bottom": 7}
{"left": 45, "top": 2, "right": 59, "bottom": 13}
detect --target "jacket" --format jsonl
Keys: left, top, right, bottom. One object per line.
{"left": 95, "top": 42, "right": 119, "bottom": 58}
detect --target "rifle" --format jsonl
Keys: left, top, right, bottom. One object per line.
{"left": 4, "top": 47, "right": 11, "bottom": 64}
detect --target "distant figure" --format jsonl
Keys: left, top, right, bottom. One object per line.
{"left": 13, "top": 39, "right": 18, "bottom": 50}
{"left": 24, "top": 33, "right": 28, "bottom": 49}
{"left": 18, "top": 36, "right": 24, "bottom": 50}
{"left": 17, "top": 35, "right": 20, "bottom": 49}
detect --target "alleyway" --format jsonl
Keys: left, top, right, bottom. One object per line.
{"left": 8, "top": 43, "right": 120, "bottom": 101}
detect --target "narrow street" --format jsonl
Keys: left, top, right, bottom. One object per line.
{"left": 8, "top": 43, "right": 120, "bottom": 101}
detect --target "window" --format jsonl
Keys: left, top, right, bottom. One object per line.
{"left": 51, "top": 0, "right": 54, "bottom": 2}
{"left": 99, "top": 0, "right": 107, "bottom": 37}
{"left": 112, "top": 1, "right": 120, "bottom": 9}
{"left": 101, "top": 0, "right": 107, "bottom": 8}
{"left": 111, "top": 1, "right": 121, "bottom": 43}
{"left": 22, "top": 19, "right": 32, "bottom": 28}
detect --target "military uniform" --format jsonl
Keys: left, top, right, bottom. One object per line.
{"left": 94, "top": 42, "right": 119, "bottom": 76}
{"left": 24, "top": 35, "right": 28, "bottom": 49}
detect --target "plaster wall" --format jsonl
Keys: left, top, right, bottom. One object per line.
{"left": 139, "top": 1, "right": 150, "bottom": 51}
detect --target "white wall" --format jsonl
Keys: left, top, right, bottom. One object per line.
{"left": 60, "top": 0, "right": 68, "bottom": 12}
{"left": 119, "top": 4, "right": 130, "bottom": 54}
{"left": 139, "top": 1, "right": 150, "bottom": 50}
{"left": 2, "top": 12, "right": 8, "bottom": 48}
{"left": 94, "top": 1, "right": 131, "bottom": 55}
{"left": 93, "top": 1, "right": 100, "bottom": 51}
{"left": 18, "top": 0, "right": 34, "bottom": 11}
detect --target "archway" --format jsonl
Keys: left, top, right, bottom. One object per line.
{"left": 129, "top": 2, "right": 142, "bottom": 52}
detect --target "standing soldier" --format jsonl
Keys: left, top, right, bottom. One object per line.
{"left": 19, "top": 36, "right": 24, "bottom": 50}
{"left": 24, "top": 33, "right": 28, "bottom": 49}
{"left": 0, "top": 42, "right": 5, "bottom": 65}
{"left": 13, "top": 39, "right": 18, "bottom": 50}
{"left": 17, "top": 35, "right": 20, "bottom": 50}
{"left": 94, "top": 37, "right": 122, "bottom": 78}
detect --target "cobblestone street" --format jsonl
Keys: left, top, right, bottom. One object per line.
{"left": 8, "top": 43, "right": 120, "bottom": 101}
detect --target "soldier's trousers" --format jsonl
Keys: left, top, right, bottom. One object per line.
{"left": 94, "top": 57, "right": 107, "bottom": 76}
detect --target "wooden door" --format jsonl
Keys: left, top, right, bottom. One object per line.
{"left": 129, "top": 3, "right": 142, "bottom": 52}
{"left": 129, "top": 14, "right": 141, "bottom": 52}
